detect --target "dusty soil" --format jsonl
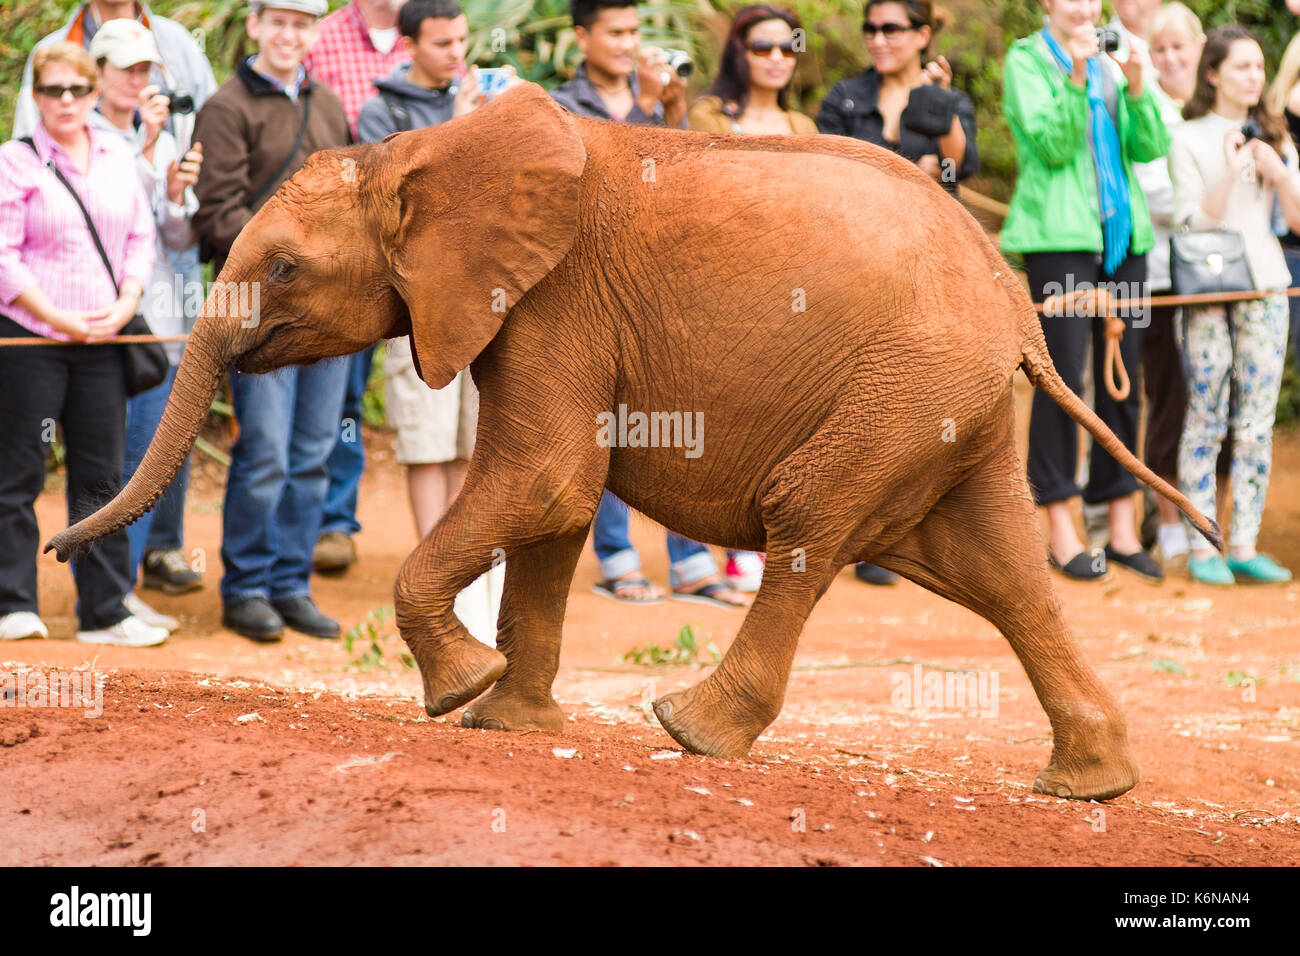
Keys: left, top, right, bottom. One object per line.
{"left": 2, "top": 379, "right": 1298, "bottom": 866}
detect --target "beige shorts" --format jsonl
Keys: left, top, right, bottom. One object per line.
{"left": 384, "top": 336, "right": 478, "bottom": 465}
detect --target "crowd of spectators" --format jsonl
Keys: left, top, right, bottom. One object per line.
{"left": 1, "top": 0, "right": 1297, "bottom": 648}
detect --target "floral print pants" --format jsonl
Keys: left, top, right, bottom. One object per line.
{"left": 1178, "top": 294, "right": 1288, "bottom": 548}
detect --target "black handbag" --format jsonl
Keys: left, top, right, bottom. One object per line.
{"left": 22, "top": 137, "right": 169, "bottom": 396}
{"left": 1169, "top": 228, "right": 1255, "bottom": 297}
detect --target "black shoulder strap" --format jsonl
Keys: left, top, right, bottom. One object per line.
{"left": 21, "top": 137, "right": 120, "bottom": 295}
{"left": 379, "top": 91, "right": 412, "bottom": 133}
{"left": 247, "top": 89, "right": 312, "bottom": 209}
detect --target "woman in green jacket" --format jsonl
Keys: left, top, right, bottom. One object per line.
{"left": 1002, "top": 0, "right": 1170, "bottom": 582}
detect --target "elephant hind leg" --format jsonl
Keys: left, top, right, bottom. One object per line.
{"left": 652, "top": 545, "right": 840, "bottom": 758}
{"left": 653, "top": 422, "right": 873, "bottom": 758}
{"left": 874, "top": 450, "right": 1138, "bottom": 801}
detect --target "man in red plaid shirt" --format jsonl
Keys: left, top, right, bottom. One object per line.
{"left": 304, "top": 0, "right": 410, "bottom": 137}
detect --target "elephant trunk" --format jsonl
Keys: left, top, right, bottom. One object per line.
{"left": 44, "top": 321, "right": 235, "bottom": 563}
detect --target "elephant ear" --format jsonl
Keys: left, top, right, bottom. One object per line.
{"left": 387, "top": 84, "right": 587, "bottom": 389}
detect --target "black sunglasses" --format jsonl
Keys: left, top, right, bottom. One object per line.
{"left": 863, "top": 22, "right": 918, "bottom": 39}
{"left": 746, "top": 38, "right": 798, "bottom": 58}
{"left": 35, "top": 83, "right": 95, "bottom": 99}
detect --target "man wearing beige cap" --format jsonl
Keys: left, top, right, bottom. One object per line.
{"left": 15, "top": 2, "right": 218, "bottom": 599}
{"left": 88, "top": 19, "right": 206, "bottom": 638}
{"left": 193, "top": 0, "right": 351, "bottom": 643}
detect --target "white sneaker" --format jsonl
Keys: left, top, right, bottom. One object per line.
{"left": 123, "top": 592, "right": 179, "bottom": 633}
{"left": 725, "top": 552, "right": 765, "bottom": 593}
{"left": 0, "top": 611, "right": 48, "bottom": 641}
{"left": 76, "top": 615, "right": 168, "bottom": 648}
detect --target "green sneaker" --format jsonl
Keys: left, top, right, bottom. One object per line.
{"left": 1226, "top": 554, "right": 1293, "bottom": 585}
{"left": 1187, "top": 555, "right": 1235, "bottom": 586}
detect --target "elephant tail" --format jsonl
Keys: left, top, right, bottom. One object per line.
{"left": 1017, "top": 314, "right": 1223, "bottom": 553}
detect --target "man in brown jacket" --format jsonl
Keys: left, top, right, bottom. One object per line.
{"left": 194, "top": 0, "right": 349, "bottom": 271}
{"left": 193, "top": 0, "right": 353, "bottom": 643}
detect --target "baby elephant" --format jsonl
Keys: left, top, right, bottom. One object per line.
{"left": 49, "top": 84, "right": 1218, "bottom": 801}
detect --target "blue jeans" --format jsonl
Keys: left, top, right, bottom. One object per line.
{"left": 123, "top": 363, "right": 189, "bottom": 586}
{"left": 592, "top": 490, "right": 716, "bottom": 587}
{"left": 1284, "top": 247, "right": 1300, "bottom": 380}
{"left": 320, "top": 348, "right": 373, "bottom": 537}
{"left": 220, "top": 360, "right": 350, "bottom": 602}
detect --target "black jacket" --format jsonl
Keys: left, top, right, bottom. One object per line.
{"left": 816, "top": 69, "right": 979, "bottom": 189}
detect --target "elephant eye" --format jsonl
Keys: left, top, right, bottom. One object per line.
{"left": 268, "top": 259, "right": 297, "bottom": 283}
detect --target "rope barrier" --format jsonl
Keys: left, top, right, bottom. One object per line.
{"left": 0, "top": 333, "right": 190, "bottom": 346}
{"left": 1032, "top": 286, "right": 1300, "bottom": 402}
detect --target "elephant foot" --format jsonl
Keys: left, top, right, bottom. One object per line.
{"left": 652, "top": 677, "right": 774, "bottom": 759}
{"left": 417, "top": 636, "right": 507, "bottom": 718}
{"left": 1031, "top": 708, "right": 1139, "bottom": 801}
{"left": 460, "top": 684, "right": 565, "bottom": 732}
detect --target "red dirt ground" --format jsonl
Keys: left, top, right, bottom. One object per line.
{"left": 2, "top": 379, "right": 1298, "bottom": 866}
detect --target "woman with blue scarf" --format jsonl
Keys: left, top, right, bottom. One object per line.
{"left": 1002, "top": 0, "right": 1170, "bottom": 582}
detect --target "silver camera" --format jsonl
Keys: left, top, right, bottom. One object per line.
{"left": 663, "top": 48, "right": 694, "bottom": 78}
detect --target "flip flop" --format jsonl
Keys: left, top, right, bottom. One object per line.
{"left": 670, "top": 582, "right": 749, "bottom": 609}
{"left": 592, "top": 577, "right": 665, "bottom": 605}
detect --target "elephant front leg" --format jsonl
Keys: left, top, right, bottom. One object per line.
{"left": 461, "top": 528, "right": 589, "bottom": 733}
{"left": 653, "top": 549, "right": 837, "bottom": 758}
{"left": 394, "top": 494, "right": 510, "bottom": 717}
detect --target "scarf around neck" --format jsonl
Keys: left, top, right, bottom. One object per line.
{"left": 1041, "top": 28, "right": 1133, "bottom": 275}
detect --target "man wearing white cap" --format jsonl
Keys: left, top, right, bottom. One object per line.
{"left": 193, "top": 0, "right": 352, "bottom": 643}
{"left": 88, "top": 18, "right": 206, "bottom": 636}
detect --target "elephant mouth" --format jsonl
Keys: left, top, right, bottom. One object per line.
{"left": 234, "top": 324, "right": 283, "bottom": 374}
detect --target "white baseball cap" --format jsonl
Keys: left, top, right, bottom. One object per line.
{"left": 88, "top": 19, "right": 163, "bottom": 69}
{"left": 251, "top": 0, "right": 328, "bottom": 15}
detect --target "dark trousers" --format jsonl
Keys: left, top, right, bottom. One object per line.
{"left": 1139, "top": 302, "right": 1182, "bottom": 480}
{"left": 0, "top": 318, "right": 131, "bottom": 629}
{"left": 320, "top": 347, "right": 373, "bottom": 537}
{"left": 1025, "top": 251, "right": 1146, "bottom": 507}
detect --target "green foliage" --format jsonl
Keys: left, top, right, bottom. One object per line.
{"left": 1279, "top": 347, "right": 1300, "bottom": 426}
{"left": 624, "top": 622, "right": 720, "bottom": 666}
{"left": 362, "top": 341, "right": 387, "bottom": 429}
{"left": 343, "top": 606, "right": 415, "bottom": 671}
{"left": 1151, "top": 658, "right": 1187, "bottom": 675}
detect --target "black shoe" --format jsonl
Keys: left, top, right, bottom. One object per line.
{"left": 271, "top": 595, "right": 340, "bottom": 639}
{"left": 222, "top": 597, "right": 284, "bottom": 642}
{"left": 142, "top": 548, "right": 203, "bottom": 594}
{"left": 1105, "top": 545, "right": 1164, "bottom": 583}
{"left": 1048, "top": 548, "right": 1110, "bottom": 582}
{"left": 854, "top": 562, "right": 899, "bottom": 586}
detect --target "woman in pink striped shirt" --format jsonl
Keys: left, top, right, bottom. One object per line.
{"left": 0, "top": 42, "right": 166, "bottom": 647}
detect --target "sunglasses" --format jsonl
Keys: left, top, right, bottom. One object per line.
{"left": 34, "top": 84, "right": 95, "bottom": 99}
{"left": 746, "top": 38, "right": 798, "bottom": 58}
{"left": 863, "top": 23, "right": 918, "bottom": 39}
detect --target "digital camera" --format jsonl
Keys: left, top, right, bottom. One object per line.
{"left": 1095, "top": 28, "right": 1121, "bottom": 54}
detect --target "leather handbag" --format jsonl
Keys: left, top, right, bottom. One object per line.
{"left": 22, "top": 138, "right": 169, "bottom": 396}
{"left": 1169, "top": 228, "right": 1255, "bottom": 297}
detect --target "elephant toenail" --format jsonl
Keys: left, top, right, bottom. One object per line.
{"left": 653, "top": 698, "right": 673, "bottom": 719}
{"left": 435, "top": 694, "right": 459, "bottom": 712}
{"left": 461, "top": 712, "right": 476, "bottom": 728}
{"left": 480, "top": 717, "right": 505, "bottom": 730}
